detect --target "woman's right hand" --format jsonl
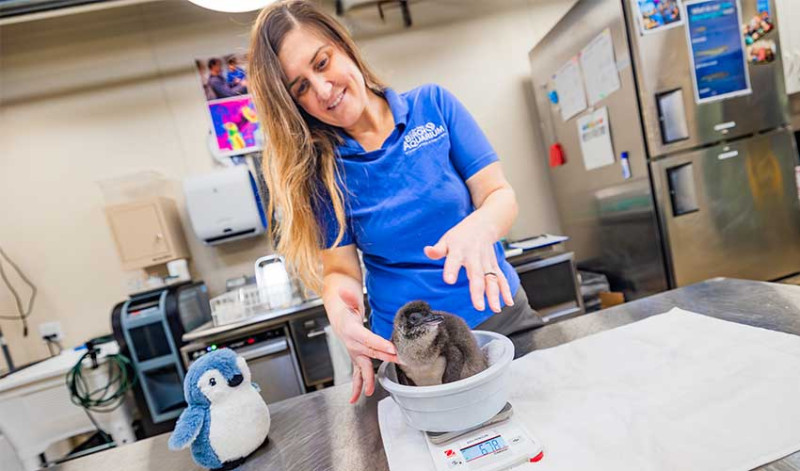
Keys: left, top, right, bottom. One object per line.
{"left": 329, "top": 288, "right": 399, "bottom": 404}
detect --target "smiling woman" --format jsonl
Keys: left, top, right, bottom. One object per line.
{"left": 248, "top": 0, "right": 541, "bottom": 404}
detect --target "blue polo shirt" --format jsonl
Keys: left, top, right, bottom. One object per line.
{"left": 317, "top": 84, "right": 520, "bottom": 339}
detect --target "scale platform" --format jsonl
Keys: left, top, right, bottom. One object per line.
{"left": 424, "top": 403, "right": 544, "bottom": 471}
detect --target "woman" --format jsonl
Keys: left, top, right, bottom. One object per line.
{"left": 249, "top": 0, "right": 541, "bottom": 403}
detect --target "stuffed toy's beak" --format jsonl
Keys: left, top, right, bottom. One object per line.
{"left": 228, "top": 374, "right": 244, "bottom": 387}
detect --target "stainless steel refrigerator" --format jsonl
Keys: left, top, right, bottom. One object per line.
{"left": 529, "top": 0, "right": 800, "bottom": 300}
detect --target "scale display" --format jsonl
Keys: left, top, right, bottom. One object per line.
{"left": 426, "top": 418, "right": 543, "bottom": 471}
{"left": 461, "top": 435, "right": 508, "bottom": 462}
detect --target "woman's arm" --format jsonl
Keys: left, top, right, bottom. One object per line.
{"left": 424, "top": 162, "right": 517, "bottom": 312}
{"left": 322, "top": 244, "right": 398, "bottom": 403}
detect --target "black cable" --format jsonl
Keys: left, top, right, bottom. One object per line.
{"left": 0, "top": 246, "right": 36, "bottom": 337}
{"left": 66, "top": 344, "right": 137, "bottom": 414}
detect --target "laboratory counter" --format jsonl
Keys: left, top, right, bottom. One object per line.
{"left": 54, "top": 277, "right": 800, "bottom": 470}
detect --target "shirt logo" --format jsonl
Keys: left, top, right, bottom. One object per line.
{"left": 403, "top": 122, "right": 447, "bottom": 153}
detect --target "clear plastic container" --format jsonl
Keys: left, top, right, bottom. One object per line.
{"left": 209, "top": 283, "right": 304, "bottom": 326}
{"left": 377, "top": 331, "right": 514, "bottom": 432}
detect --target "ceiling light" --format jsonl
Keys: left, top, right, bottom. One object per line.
{"left": 186, "top": 0, "right": 274, "bottom": 13}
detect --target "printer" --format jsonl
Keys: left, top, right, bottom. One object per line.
{"left": 183, "top": 165, "right": 267, "bottom": 245}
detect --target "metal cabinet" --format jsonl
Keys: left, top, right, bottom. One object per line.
{"left": 104, "top": 197, "right": 189, "bottom": 270}
{"left": 651, "top": 127, "right": 800, "bottom": 286}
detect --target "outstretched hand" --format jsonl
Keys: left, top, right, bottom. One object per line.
{"left": 424, "top": 218, "right": 513, "bottom": 313}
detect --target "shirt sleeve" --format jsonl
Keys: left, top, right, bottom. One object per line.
{"left": 315, "top": 195, "right": 355, "bottom": 249}
{"left": 433, "top": 85, "right": 499, "bottom": 181}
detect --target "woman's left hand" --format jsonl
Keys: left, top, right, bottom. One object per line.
{"left": 424, "top": 217, "right": 514, "bottom": 313}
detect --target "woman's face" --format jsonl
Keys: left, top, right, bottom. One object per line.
{"left": 278, "top": 27, "right": 369, "bottom": 130}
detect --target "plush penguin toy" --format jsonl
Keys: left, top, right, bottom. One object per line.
{"left": 168, "top": 349, "right": 270, "bottom": 470}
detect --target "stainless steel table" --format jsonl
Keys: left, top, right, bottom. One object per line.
{"left": 55, "top": 278, "right": 800, "bottom": 470}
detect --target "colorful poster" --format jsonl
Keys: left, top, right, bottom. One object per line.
{"left": 195, "top": 53, "right": 263, "bottom": 156}
{"left": 634, "top": 0, "right": 684, "bottom": 34}
{"left": 207, "top": 96, "right": 262, "bottom": 154}
{"left": 553, "top": 56, "right": 587, "bottom": 122}
{"left": 580, "top": 29, "right": 621, "bottom": 105}
{"left": 685, "top": 0, "right": 752, "bottom": 104}
{"left": 577, "top": 107, "right": 616, "bottom": 171}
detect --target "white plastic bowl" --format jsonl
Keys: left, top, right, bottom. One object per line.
{"left": 377, "top": 330, "right": 514, "bottom": 432}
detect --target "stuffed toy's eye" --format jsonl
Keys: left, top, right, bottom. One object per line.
{"left": 209, "top": 378, "right": 217, "bottom": 387}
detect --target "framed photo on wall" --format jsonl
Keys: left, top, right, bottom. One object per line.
{"left": 195, "top": 53, "right": 263, "bottom": 156}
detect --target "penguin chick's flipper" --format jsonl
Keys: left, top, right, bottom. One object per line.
{"left": 395, "top": 365, "right": 417, "bottom": 386}
{"left": 168, "top": 406, "right": 206, "bottom": 450}
{"left": 441, "top": 346, "right": 466, "bottom": 384}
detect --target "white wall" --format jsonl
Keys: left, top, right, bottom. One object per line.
{"left": 0, "top": 0, "right": 569, "bottom": 368}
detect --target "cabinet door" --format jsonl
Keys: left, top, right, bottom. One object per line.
{"left": 651, "top": 128, "right": 800, "bottom": 286}
{"left": 108, "top": 202, "right": 171, "bottom": 267}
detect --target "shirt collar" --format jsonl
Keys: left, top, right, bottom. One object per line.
{"left": 336, "top": 88, "right": 407, "bottom": 156}
{"left": 384, "top": 87, "right": 409, "bottom": 128}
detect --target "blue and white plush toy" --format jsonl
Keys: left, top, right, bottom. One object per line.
{"left": 168, "top": 349, "right": 271, "bottom": 470}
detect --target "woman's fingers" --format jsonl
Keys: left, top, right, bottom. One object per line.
{"left": 498, "top": 270, "right": 514, "bottom": 306}
{"left": 358, "top": 355, "right": 376, "bottom": 397}
{"left": 465, "top": 262, "right": 486, "bottom": 311}
{"left": 484, "top": 273, "right": 501, "bottom": 313}
{"left": 441, "top": 251, "right": 462, "bottom": 285}
{"left": 350, "top": 341, "right": 399, "bottom": 363}
{"left": 352, "top": 325, "right": 397, "bottom": 356}
{"left": 349, "top": 361, "right": 363, "bottom": 404}
{"left": 483, "top": 249, "right": 512, "bottom": 313}
{"left": 424, "top": 239, "right": 448, "bottom": 260}
{"left": 342, "top": 324, "right": 398, "bottom": 363}
{"left": 349, "top": 355, "right": 375, "bottom": 404}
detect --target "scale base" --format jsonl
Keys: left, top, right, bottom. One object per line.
{"left": 426, "top": 402, "right": 514, "bottom": 445}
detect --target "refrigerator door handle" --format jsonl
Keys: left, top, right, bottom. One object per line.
{"left": 713, "top": 121, "right": 737, "bottom": 134}
{"left": 717, "top": 149, "right": 739, "bottom": 161}
{"left": 667, "top": 163, "right": 700, "bottom": 217}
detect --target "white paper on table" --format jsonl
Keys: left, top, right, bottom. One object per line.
{"left": 380, "top": 308, "right": 800, "bottom": 471}
{"left": 553, "top": 56, "right": 587, "bottom": 121}
{"left": 577, "top": 106, "right": 615, "bottom": 170}
{"left": 580, "top": 29, "right": 621, "bottom": 105}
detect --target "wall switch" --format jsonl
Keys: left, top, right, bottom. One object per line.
{"left": 39, "top": 322, "right": 63, "bottom": 341}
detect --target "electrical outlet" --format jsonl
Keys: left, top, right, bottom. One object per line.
{"left": 39, "top": 322, "right": 63, "bottom": 341}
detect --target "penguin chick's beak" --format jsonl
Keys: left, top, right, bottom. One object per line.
{"left": 228, "top": 374, "right": 244, "bottom": 387}
{"left": 423, "top": 314, "right": 445, "bottom": 326}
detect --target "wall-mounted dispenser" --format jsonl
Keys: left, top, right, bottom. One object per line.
{"left": 183, "top": 165, "right": 266, "bottom": 246}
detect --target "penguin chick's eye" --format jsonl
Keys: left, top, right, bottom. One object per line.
{"left": 209, "top": 378, "right": 216, "bottom": 387}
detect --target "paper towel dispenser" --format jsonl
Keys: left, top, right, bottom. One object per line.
{"left": 183, "top": 166, "right": 266, "bottom": 245}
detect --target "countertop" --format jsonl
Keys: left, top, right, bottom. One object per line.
{"left": 182, "top": 247, "right": 566, "bottom": 344}
{"left": 55, "top": 277, "right": 800, "bottom": 470}
{"left": 183, "top": 297, "right": 325, "bottom": 343}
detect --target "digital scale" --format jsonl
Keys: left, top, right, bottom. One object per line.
{"left": 425, "top": 403, "right": 544, "bottom": 471}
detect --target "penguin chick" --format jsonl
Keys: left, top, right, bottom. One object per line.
{"left": 391, "top": 301, "right": 488, "bottom": 386}
{"left": 169, "top": 348, "right": 270, "bottom": 471}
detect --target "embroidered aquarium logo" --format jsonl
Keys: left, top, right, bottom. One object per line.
{"left": 403, "top": 122, "right": 447, "bottom": 152}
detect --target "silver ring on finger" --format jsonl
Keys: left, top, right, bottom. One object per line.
{"left": 484, "top": 271, "right": 498, "bottom": 279}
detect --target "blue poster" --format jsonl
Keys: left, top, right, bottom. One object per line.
{"left": 685, "top": 0, "right": 752, "bottom": 103}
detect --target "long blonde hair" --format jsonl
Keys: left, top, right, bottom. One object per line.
{"left": 249, "top": 0, "right": 385, "bottom": 293}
